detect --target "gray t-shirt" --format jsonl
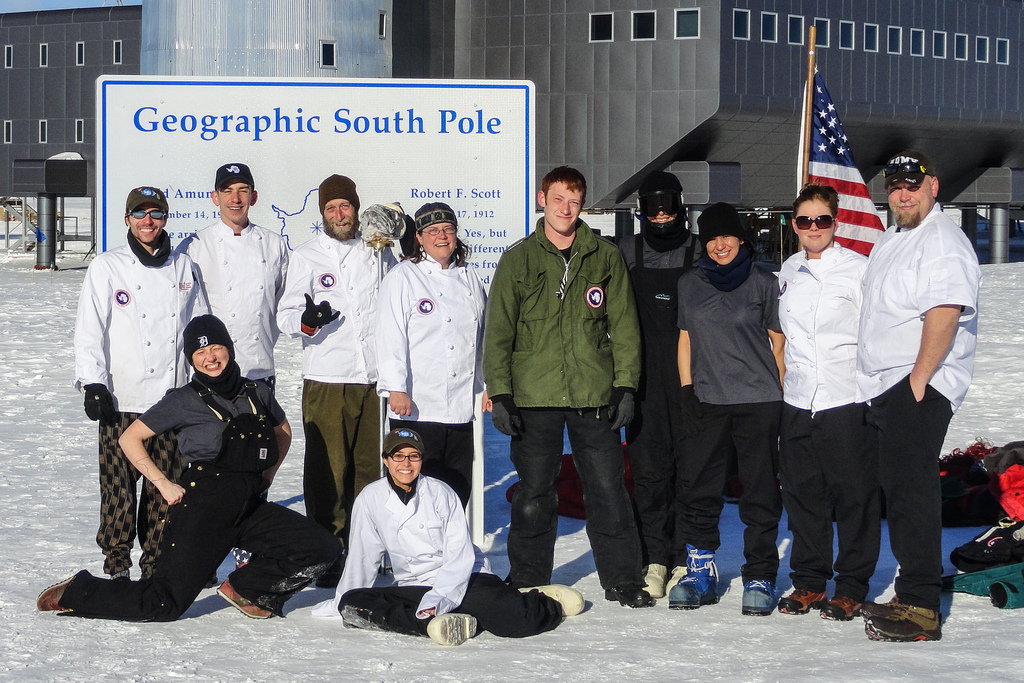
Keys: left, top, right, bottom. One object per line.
{"left": 141, "top": 382, "right": 285, "bottom": 465}
{"left": 676, "top": 264, "right": 782, "bottom": 405}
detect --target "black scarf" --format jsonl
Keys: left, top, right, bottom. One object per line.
{"left": 697, "top": 246, "right": 753, "bottom": 292}
{"left": 126, "top": 229, "right": 171, "bottom": 267}
{"left": 640, "top": 215, "right": 690, "bottom": 252}
{"left": 386, "top": 471, "right": 418, "bottom": 505}
{"left": 189, "top": 359, "right": 244, "bottom": 399}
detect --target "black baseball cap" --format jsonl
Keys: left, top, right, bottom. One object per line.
{"left": 215, "top": 163, "right": 255, "bottom": 191}
{"left": 882, "top": 151, "right": 932, "bottom": 189}
{"left": 382, "top": 428, "right": 425, "bottom": 456}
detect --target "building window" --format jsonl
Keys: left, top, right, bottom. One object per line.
{"left": 39, "top": 43, "right": 48, "bottom": 67}
{"left": 839, "top": 21, "right": 854, "bottom": 50}
{"left": 76, "top": 42, "right": 85, "bottom": 66}
{"left": 864, "top": 24, "right": 879, "bottom": 52}
{"left": 590, "top": 13, "right": 613, "bottom": 42}
{"left": 38, "top": 120, "right": 47, "bottom": 144}
{"left": 632, "top": 11, "right": 655, "bottom": 41}
{"left": 3, "top": 120, "right": 11, "bottom": 144}
{"left": 733, "top": 9, "right": 750, "bottom": 40}
{"left": 675, "top": 9, "right": 699, "bottom": 39}
{"left": 74, "top": 119, "right": 85, "bottom": 144}
{"left": 954, "top": 33, "right": 968, "bottom": 61}
{"left": 996, "top": 38, "right": 1009, "bottom": 65}
{"left": 910, "top": 29, "right": 924, "bottom": 56}
{"left": 813, "top": 18, "right": 829, "bottom": 47}
{"left": 378, "top": 10, "right": 387, "bottom": 39}
{"left": 4, "top": 45, "right": 11, "bottom": 69}
{"left": 976, "top": 36, "right": 989, "bottom": 63}
{"left": 113, "top": 39, "right": 122, "bottom": 65}
{"left": 933, "top": 31, "right": 947, "bottom": 59}
{"left": 760, "top": 13, "right": 777, "bottom": 43}
{"left": 319, "top": 40, "right": 336, "bottom": 68}
{"left": 788, "top": 15, "right": 803, "bottom": 45}
{"left": 887, "top": 26, "right": 902, "bottom": 54}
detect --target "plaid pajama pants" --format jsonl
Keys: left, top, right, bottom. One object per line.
{"left": 96, "top": 412, "right": 181, "bottom": 578}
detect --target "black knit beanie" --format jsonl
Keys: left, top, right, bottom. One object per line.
{"left": 183, "top": 315, "right": 235, "bottom": 366}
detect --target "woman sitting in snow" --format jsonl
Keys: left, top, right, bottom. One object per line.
{"left": 312, "top": 427, "right": 583, "bottom": 646}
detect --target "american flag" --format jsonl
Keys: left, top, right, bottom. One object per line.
{"left": 806, "top": 73, "right": 884, "bottom": 255}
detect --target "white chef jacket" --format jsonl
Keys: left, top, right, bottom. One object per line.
{"left": 375, "top": 257, "right": 486, "bottom": 423}
{"left": 176, "top": 220, "right": 289, "bottom": 380}
{"left": 857, "top": 203, "right": 982, "bottom": 410}
{"left": 277, "top": 232, "right": 396, "bottom": 384}
{"left": 312, "top": 475, "right": 491, "bottom": 619}
{"left": 74, "top": 244, "right": 208, "bottom": 414}
{"left": 778, "top": 243, "right": 867, "bottom": 412}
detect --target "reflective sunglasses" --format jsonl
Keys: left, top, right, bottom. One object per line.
{"left": 388, "top": 452, "right": 422, "bottom": 463}
{"left": 129, "top": 209, "right": 167, "bottom": 220}
{"left": 882, "top": 162, "right": 928, "bottom": 178}
{"left": 420, "top": 225, "right": 457, "bottom": 237}
{"left": 793, "top": 214, "right": 835, "bottom": 231}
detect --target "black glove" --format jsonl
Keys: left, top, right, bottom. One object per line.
{"left": 605, "top": 387, "right": 635, "bottom": 431}
{"left": 84, "top": 383, "right": 117, "bottom": 424}
{"left": 301, "top": 293, "right": 340, "bottom": 333}
{"left": 490, "top": 394, "right": 523, "bottom": 437}
{"left": 680, "top": 385, "right": 704, "bottom": 438}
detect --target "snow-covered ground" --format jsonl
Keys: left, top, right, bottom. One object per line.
{"left": 1, "top": 242, "right": 1022, "bottom": 682}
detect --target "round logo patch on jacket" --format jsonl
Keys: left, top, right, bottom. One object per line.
{"left": 417, "top": 298, "right": 435, "bottom": 315}
{"left": 585, "top": 285, "right": 604, "bottom": 309}
{"left": 114, "top": 290, "right": 131, "bottom": 307}
{"left": 319, "top": 273, "right": 336, "bottom": 289}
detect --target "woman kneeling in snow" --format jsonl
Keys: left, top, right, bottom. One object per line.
{"left": 312, "top": 428, "right": 583, "bottom": 646}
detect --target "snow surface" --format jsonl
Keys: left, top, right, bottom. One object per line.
{"left": 1, "top": 245, "right": 1022, "bottom": 682}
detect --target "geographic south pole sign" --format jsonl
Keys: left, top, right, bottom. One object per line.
{"left": 96, "top": 76, "right": 535, "bottom": 287}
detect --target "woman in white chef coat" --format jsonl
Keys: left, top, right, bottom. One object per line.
{"left": 375, "top": 202, "right": 486, "bottom": 506}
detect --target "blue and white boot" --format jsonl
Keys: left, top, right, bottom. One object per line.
{"left": 668, "top": 545, "right": 719, "bottom": 610}
{"left": 742, "top": 579, "right": 777, "bottom": 616}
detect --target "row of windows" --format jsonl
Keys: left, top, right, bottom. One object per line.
{"left": 590, "top": 9, "right": 701, "bottom": 42}
{"left": 4, "top": 40, "right": 124, "bottom": 68}
{"left": 2, "top": 119, "right": 86, "bottom": 144}
{"left": 733, "top": 10, "right": 1011, "bottom": 65}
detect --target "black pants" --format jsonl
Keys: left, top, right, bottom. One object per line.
{"left": 675, "top": 401, "right": 783, "bottom": 583}
{"left": 866, "top": 377, "right": 953, "bottom": 611}
{"left": 340, "top": 572, "right": 563, "bottom": 638}
{"left": 779, "top": 402, "right": 880, "bottom": 601}
{"left": 626, "top": 374, "right": 687, "bottom": 569}
{"left": 390, "top": 419, "right": 473, "bottom": 507}
{"left": 59, "top": 465, "right": 340, "bottom": 621}
{"left": 508, "top": 408, "right": 643, "bottom": 590}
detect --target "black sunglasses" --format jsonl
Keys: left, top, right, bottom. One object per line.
{"left": 882, "top": 162, "right": 928, "bottom": 178}
{"left": 128, "top": 209, "right": 166, "bottom": 220}
{"left": 794, "top": 215, "right": 835, "bottom": 230}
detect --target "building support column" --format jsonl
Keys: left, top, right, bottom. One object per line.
{"left": 35, "top": 193, "right": 56, "bottom": 270}
{"left": 990, "top": 203, "right": 1009, "bottom": 264}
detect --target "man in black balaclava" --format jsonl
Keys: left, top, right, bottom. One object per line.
{"left": 617, "top": 170, "right": 701, "bottom": 601}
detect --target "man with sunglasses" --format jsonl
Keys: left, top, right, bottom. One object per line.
{"left": 856, "top": 151, "right": 981, "bottom": 642}
{"left": 74, "top": 186, "right": 208, "bottom": 580}
{"left": 616, "top": 170, "right": 700, "bottom": 599}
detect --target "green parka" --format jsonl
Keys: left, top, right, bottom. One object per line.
{"left": 483, "top": 217, "right": 640, "bottom": 408}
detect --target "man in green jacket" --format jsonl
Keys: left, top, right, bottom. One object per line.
{"left": 484, "top": 166, "right": 652, "bottom": 608}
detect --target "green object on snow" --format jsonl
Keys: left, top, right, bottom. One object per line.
{"left": 943, "top": 562, "right": 1024, "bottom": 609}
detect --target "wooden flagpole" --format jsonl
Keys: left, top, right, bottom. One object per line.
{"left": 800, "top": 25, "right": 817, "bottom": 189}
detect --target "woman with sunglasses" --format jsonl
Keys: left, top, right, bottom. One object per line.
{"left": 775, "top": 184, "right": 879, "bottom": 621}
{"left": 374, "top": 202, "right": 486, "bottom": 507}
{"left": 312, "top": 428, "right": 582, "bottom": 646}
{"left": 670, "top": 203, "right": 786, "bottom": 616}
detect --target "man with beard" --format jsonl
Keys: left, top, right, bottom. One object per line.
{"left": 616, "top": 171, "right": 700, "bottom": 599}
{"left": 278, "top": 174, "right": 397, "bottom": 588}
{"left": 74, "top": 186, "right": 207, "bottom": 580}
{"left": 857, "top": 151, "right": 981, "bottom": 642}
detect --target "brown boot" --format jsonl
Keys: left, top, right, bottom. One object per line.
{"left": 859, "top": 595, "right": 901, "bottom": 618}
{"left": 37, "top": 575, "right": 76, "bottom": 612}
{"left": 778, "top": 588, "right": 828, "bottom": 615}
{"left": 864, "top": 602, "right": 942, "bottom": 642}
{"left": 821, "top": 595, "right": 862, "bottom": 621}
{"left": 217, "top": 579, "right": 272, "bottom": 619}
